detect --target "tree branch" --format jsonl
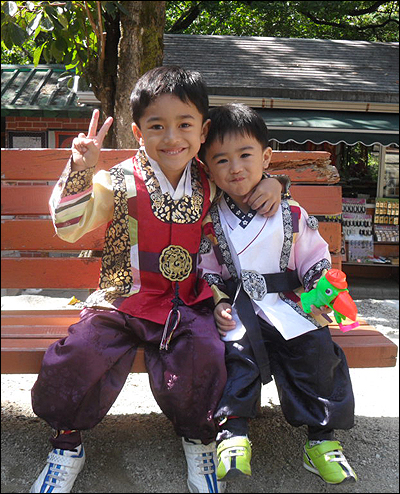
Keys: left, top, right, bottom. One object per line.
{"left": 301, "top": 9, "right": 398, "bottom": 30}
{"left": 84, "top": 1, "right": 100, "bottom": 40}
{"left": 168, "top": 1, "right": 203, "bottom": 33}
{"left": 346, "top": 0, "right": 389, "bottom": 16}
{"left": 97, "top": 1, "right": 106, "bottom": 74}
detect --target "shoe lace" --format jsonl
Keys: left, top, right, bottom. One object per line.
{"left": 195, "top": 452, "right": 216, "bottom": 475}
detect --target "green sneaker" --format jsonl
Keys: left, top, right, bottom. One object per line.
{"left": 217, "top": 436, "right": 252, "bottom": 480}
{"left": 303, "top": 440, "right": 358, "bottom": 484}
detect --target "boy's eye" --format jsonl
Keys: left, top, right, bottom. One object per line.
{"left": 241, "top": 153, "right": 251, "bottom": 158}
{"left": 216, "top": 158, "right": 228, "bottom": 165}
{"left": 150, "top": 124, "right": 163, "bottom": 130}
{"left": 180, "top": 122, "right": 192, "bottom": 128}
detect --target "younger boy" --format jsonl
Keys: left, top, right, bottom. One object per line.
{"left": 30, "top": 67, "right": 285, "bottom": 494}
{"left": 198, "top": 103, "right": 357, "bottom": 486}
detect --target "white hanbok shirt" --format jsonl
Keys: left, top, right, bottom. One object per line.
{"left": 200, "top": 196, "right": 331, "bottom": 342}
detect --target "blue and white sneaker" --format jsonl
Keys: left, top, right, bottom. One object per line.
{"left": 30, "top": 444, "right": 85, "bottom": 493}
{"left": 182, "top": 438, "right": 226, "bottom": 493}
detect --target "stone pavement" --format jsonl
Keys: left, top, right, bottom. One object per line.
{"left": 347, "top": 276, "right": 399, "bottom": 300}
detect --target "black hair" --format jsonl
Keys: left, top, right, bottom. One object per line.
{"left": 130, "top": 65, "right": 209, "bottom": 126}
{"left": 198, "top": 103, "right": 269, "bottom": 164}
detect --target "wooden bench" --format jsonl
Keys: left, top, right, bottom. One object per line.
{"left": 1, "top": 148, "right": 398, "bottom": 374}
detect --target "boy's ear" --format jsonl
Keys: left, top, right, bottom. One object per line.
{"left": 263, "top": 147, "right": 273, "bottom": 170}
{"left": 197, "top": 157, "right": 213, "bottom": 180}
{"left": 201, "top": 118, "right": 211, "bottom": 143}
{"left": 132, "top": 123, "right": 143, "bottom": 146}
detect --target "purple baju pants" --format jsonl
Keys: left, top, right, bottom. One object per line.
{"left": 31, "top": 304, "right": 227, "bottom": 445}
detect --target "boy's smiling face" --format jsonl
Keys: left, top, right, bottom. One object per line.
{"left": 132, "top": 94, "right": 209, "bottom": 188}
{"left": 204, "top": 132, "right": 272, "bottom": 211}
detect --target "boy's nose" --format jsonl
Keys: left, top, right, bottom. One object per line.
{"left": 230, "top": 160, "right": 243, "bottom": 173}
{"left": 163, "top": 128, "right": 178, "bottom": 143}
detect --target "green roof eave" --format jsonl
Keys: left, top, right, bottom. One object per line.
{"left": 1, "top": 105, "right": 95, "bottom": 118}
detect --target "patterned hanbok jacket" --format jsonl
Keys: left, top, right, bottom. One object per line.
{"left": 198, "top": 194, "right": 332, "bottom": 341}
{"left": 49, "top": 148, "right": 217, "bottom": 325}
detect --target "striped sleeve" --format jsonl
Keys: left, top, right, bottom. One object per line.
{"left": 49, "top": 158, "right": 114, "bottom": 243}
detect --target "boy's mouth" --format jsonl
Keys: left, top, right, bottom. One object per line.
{"left": 161, "top": 147, "right": 186, "bottom": 155}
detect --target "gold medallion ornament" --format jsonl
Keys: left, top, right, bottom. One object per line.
{"left": 159, "top": 245, "right": 193, "bottom": 282}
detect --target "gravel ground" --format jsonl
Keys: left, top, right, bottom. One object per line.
{"left": 1, "top": 298, "right": 399, "bottom": 493}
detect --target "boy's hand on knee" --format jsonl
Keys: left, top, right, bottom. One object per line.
{"left": 214, "top": 303, "right": 236, "bottom": 337}
{"left": 71, "top": 109, "right": 113, "bottom": 171}
{"left": 243, "top": 177, "right": 281, "bottom": 217}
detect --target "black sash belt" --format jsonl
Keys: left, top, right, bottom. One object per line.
{"left": 259, "top": 269, "right": 301, "bottom": 294}
{"left": 235, "top": 286, "right": 273, "bottom": 384}
{"left": 233, "top": 269, "right": 301, "bottom": 385}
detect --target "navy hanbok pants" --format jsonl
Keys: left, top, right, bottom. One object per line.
{"left": 215, "top": 319, "right": 355, "bottom": 441}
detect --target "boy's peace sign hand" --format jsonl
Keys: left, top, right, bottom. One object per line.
{"left": 71, "top": 109, "right": 113, "bottom": 171}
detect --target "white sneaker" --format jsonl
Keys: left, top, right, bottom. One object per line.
{"left": 30, "top": 444, "right": 85, "bottom": 493}
{"left": 182, "top": 438, "right": 226, "bottom": 493}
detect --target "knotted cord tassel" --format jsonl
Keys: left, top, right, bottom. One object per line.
{"left": 159, "top": 282, "right": 183, "bottom": 350}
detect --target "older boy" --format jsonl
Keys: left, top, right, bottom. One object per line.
{"left": 30, "top": 67, "right": 285, "bottom": 494}
{"left": 198, "top": 103, "right": 357, "bottom": 486}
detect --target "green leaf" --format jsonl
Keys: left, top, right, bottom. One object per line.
{"left": 3, "top": 1, "right": 18, "bottom": 17}
{"left": 50, "top": 41, "right": 63, "bottom": 60}
{"left": 26, "top": 2, "right": 36, "bottom": 11}
{"left": 66, "top": 59, "right": 80, "bottom": 70}
{"left": 58, "top": 13, "right": 69, "bottom": 29}
{"left": 27, "top": 13, "right": 42, "bottom": 36}
{"left": 40, "top": 15, "right": 54, "bottom": 32}
{"left": 55, "top": 35, "right": 68, "bottom": 52}
{"left": 9, "top": 22, "right": 27, "bottom": 45}
{"left": 33, "top": 42, "right": 46, "bottom": 66}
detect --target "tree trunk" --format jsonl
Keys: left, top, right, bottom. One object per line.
{"left": 114, "top": 1, "right": 166, "bottom": 149}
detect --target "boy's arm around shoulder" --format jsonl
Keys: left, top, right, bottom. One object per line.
{"left": 244, "top": 173, "right": 291, "bottom": 217}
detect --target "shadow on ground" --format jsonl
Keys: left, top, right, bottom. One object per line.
{"left": 1, "top": 404, "right": 398, "bottom": 493}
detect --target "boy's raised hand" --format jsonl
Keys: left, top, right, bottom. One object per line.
{"left": 71, "top": 109, "right": 113, "bottom": 171}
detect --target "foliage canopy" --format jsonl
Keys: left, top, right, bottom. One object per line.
{"left": 165, "top": 1, "right": 399, "bottom": 42}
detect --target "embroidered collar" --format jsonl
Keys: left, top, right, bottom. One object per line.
{"left": 224, "top": 193, "right": 257, "bottom": 229}
{"left": 135, "top": 148, "right": 204, "bottom": 224}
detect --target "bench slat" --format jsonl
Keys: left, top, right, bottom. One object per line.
{"left": 1, "top": 219, "right": 105, "bottom": 251}
{"left": 2, "top": 185, "right": 53, "bottom": 215}
{"left": 1, "top": 149, "right": 135, "bottom": 181}
{"left": 1, "top": 258, "right": 101, "bottom": 289}
{"left": 1, "top": 309, "right": 81, "bottom": 325}
{"left": 0, "top": 218, "right": 342, "bottom": 254}
{"left": 1, "top": 184, "right": 342, "bottom": 216}
{"left": 1, "top": 343, "right": 146, "bottom": 374}
{"left": 1, "top": 313, "right": 397, "bottom": 372}
{"left": 1, "top": 148, "right": 332, "bottom": 181}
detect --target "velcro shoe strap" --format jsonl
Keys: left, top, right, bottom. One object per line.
{"left": 47, "top": 452, "right": 76, "bottom": 467}
{"left": 217, "top": 437, "right": 250, "bottom": 454}
{"left": 184, "top": 442, "right": 216, "bottom": 455}
{"left": 311, "top": 441, "right": 343, "bottom": 458}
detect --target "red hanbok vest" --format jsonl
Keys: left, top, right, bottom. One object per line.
{"left": 118, "top": 156, "right": 213, "bottom": 324}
